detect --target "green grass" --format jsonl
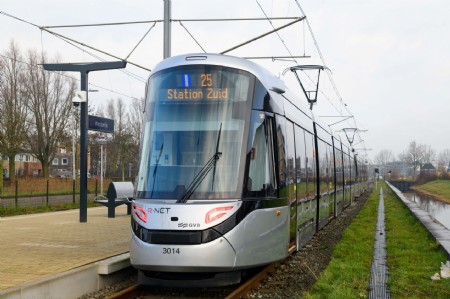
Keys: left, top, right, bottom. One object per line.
{"left": 301, "top": 182, "right": 450, "bottom": 298}
{"left": 413, "top": 179, "right": 450, "bottom": 200}
{"left": 0, "top": 200, "right": 101, "bottom": 217}
{"left": 301, "top": 186, "right": 380, "bottom": 298}
{"left": 384, "top": 186, "right": 450, "bottom": 298}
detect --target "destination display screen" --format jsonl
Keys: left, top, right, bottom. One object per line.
{"left": 149, "top": 65, "right": 252, "bottom": 103}
{"left": 167, "top": 73, "right": 229, "bottom": 100}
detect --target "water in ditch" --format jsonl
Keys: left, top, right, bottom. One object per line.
{"left": 402, "top": 191, "right": 450, "bottom": 230}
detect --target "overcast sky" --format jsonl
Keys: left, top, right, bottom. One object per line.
{"left": 1, "top": 0, "right": 449, "bottom": 162}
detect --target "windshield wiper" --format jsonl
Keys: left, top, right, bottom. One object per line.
{"left": 177, "top": 123, "right": 222, "bottom": 203}
{"left": 150, "top": 142, "right": 164, "bottom": 197}
{"left": 211, "top": 123, "right": 222, "bottom": 191}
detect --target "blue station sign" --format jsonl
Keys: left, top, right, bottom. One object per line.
{"left": 88, "top": 115, "right": 114, "bottom": 133}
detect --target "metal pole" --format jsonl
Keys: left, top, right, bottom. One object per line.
{"left": 100, "top": 143, "right": 104, "bottom": 196}
{"left": 79, "top": 72, "right": 88, "bottom": 222}
{"left": 42, "top": 61, "right": 126, "bottom": 222}
{"left": 163, "top": 0, "right": 171, "bottom": 59}
{"left": 72, "top": 109, "right": 76, "bottom": 204}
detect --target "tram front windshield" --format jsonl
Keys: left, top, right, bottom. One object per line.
{"left": 136, "top": 65, "right": 253, "bottom": 200}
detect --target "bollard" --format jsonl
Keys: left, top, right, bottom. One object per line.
{"left": 15, "top": 180, "right": 18, "bottom": 209}
{"left": 46, "top": 180, "right": 49, "bottom": 206}
{"left": 73, "top": 180, "right": 76, "bottom": 204}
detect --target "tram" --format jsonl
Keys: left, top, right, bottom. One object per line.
{"left": 130, "top": 53, "right": 367, "bottom": 286}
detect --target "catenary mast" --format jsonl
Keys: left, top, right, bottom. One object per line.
{"left": 163, "top": 0, "right": 171, "bottom": 59}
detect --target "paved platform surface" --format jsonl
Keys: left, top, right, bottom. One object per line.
{"left": 0, "top": 206, "right": 130, "bottom": 291}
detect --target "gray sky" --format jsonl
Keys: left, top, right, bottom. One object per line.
{"left": 1, "top": 0, "right": 449, "bottom": 162}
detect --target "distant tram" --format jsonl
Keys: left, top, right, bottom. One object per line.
{"left": 130, "top": 53, "right": 368, "bottom": 286}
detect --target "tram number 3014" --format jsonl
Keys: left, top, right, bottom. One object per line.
{"left": 163, "top": 248, "right": 180, "bottom": 255}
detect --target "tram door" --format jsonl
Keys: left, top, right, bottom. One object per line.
{"left": 285, "top": 121, "right": 297, "bottom": 252}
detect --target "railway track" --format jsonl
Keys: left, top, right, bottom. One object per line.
{"left": 104, "top": 190, "right": 371, "bottom": 299}
{"left": 105, "top": 263, "right": 279, "bottom": 299}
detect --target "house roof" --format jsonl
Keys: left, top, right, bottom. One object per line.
{"left": 421, "top": 163, "right": 436, "bottom": 170}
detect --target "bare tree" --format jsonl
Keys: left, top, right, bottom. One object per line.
{"left": 24, "top": 50, "right": 76, "bottom": 178}
{"left": 128, "top": 97, "right": 144, "bottom": 146}
{"left": 127, "top": 97, "right": 144, "bottom": 175}
{"left": 422, "top": 145, "right": 436, "bottom": 165}
{"left": 408, "top": 141, "right": 426, "bottom": 166}
{"left": 404, "top": 141, "right": 426, "bottom": 178}
{"left": 437, "top": 149, "right": 450, "bottom": 172}
{"left": 106, "top": 98, "right": 134, "bottom": 180}
{"left": 0, "top": 41, "right": 29, "bottom": 183}
{"left": 374, "top": 149, "right": 394, "bottom": 166}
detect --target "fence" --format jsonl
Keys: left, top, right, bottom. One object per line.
{"left": 0, "top": 177, "right": 114, "bottom": 208}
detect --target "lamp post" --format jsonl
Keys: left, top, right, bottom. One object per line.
{"left": 42, "top": 61, "right": 126, "bottom": 222}
{"left": 98, "top": 139, "right": 107, "bottom": 196}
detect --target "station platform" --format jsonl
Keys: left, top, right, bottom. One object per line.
{"left": 0, "top": 205, "right": 132, "bottom": 298}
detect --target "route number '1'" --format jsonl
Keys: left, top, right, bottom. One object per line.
{"left": 163, "top": 247, "right": 180, "bottom": 254}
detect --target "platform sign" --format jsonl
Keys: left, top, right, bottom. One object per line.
{"left": 88, "top": 115, "right": 114, "bottom": 133}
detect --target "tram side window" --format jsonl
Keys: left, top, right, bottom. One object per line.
{"left": 326, "top": 143, "right": 334, "bottom": 193}
{"left": 344, "top": 152, "right": 351, "bottom": 186}
{"left": 285, "top": 121, "right": 296, "bottom": 202}
{"left": 317, "top": 139, "right": 329, "bottom": 195}
{"left": 353, "top": 156, "right": 359, "bottom": 183}
{"left": 295, "top": 126, "right": 307, "bottom": 201}
{"left": 304, "top": 131, "right": 316, "bottom": 200}
{"left": 335, "top": 148, "right": 344, "bottom": 190}
{"left": 244, "top": 111, "right": 277, "bottom": 198}
{"left": 275, "top": 115, "right": 287, "bottom": 191}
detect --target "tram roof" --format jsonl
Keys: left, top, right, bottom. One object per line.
{"left": 150, "top": 53, "right": 287, "bottom": 95}
{"left": 150, "top": 54, "right": 350, "bottom": 151}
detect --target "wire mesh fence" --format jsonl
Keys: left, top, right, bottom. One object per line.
{"left": 0, "top": 177, "right": 116, "bottom": 209}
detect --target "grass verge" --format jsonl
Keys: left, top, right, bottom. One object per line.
{"left": 302, "top": 183, "right": 450, "bottom": 298}
{"left": 384, "top": 185, "right": 450, "bottom": 297}
{"left": 412, "top": 180, "right": 450, "bottom": 203}
{"left": 0, "top": 200, "right": 101, "bottom": 217}
{"left": 413, "top": 180, "right": 450, "bottom": 198}
{"left": 301, "top": 187, "right": 380, "bottom": 298}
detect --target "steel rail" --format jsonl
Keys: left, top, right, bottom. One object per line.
{"left": 225, "top": 262, "right": 280, "bottom": 299}
{"left": 105, "top": 283, "right": 140, "bottom": 299}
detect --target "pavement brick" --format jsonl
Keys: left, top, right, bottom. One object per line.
{"left": 0, "top": 206, "right": 130, "bottom": 290}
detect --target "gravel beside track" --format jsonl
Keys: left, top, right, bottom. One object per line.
{"left": 79, "top": 188, "right": 371, "bottom": 299}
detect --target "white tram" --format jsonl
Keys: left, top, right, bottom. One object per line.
{"left": 130, "top": 53, "right": 368, "bottom": 286}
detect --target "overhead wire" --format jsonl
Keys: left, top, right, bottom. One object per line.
{"left": 125, "top": 22, "right": 157, "bottom": 60}
{"left": 293, "top": 0, "right": 368, "bottom": 151}
{"left": 0, "top": 9, "right": 147, "bottom": 103}
{"left": 0, "top": 52, "right": 140, "bottom": 101}
{"left": 178, "top": 21, "right": 207, "bottom": 53}
{"left": 2, "top": 5, "right": 367, "bottom": 149}
{"left": 45, "top": 30, "right": 146, "bottom": 82}
{"left": 252, "top": 2, "right": 345, "bottom": 119}
{"left": 0, "top": 11, "right": 151, "bottom": 72}
{"left": 42, "top": 20, "right": 164, "bottom": 29}
{"left": 255, "top": 0, "right": 297, "bottom": 64}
